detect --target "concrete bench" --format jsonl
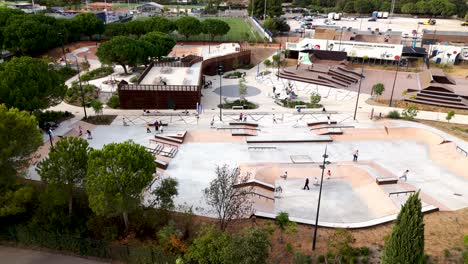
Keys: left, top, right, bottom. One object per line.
{"left": 307, "top": 121, "right": 337, "bottom": 127}
{"left": 164, "top": 131, "right": 187, "bottom": 140}
{"left": 232, "top": 106, "right": 244, "bottom": 110}
{"left": 295, "top": 105, "right": 307, "bottom": 109}
{"left": 155, "top": 159, "right": 168, "bottom": 169}
{"left": 155, "top": 135, "right": 183, "bottom": 144}
{"left": 376, "top": 177, "right": 398, "bottom": 185}
{"left": 229, "top": 122, "right": 258, "bottom": 127}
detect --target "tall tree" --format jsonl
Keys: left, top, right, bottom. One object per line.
{"left": 71, "top": 13, "right": 104, "bottom": 39}
{"left": 96, "top": 36, "right": 144, "bottom": 74}
{"left": 139, "top": 32, "right": 176, "bottom": 59}
{"left": 145, "top": 16, "right": 175, "bottom": 33}
{"left": 247, "top": 0, "right": 265, "bottom": 18}
{"left": 267, "top": 0, "right": 283, "bottom": 18}
{"left": 125, "top": 19, "right": 149, "bottom": 36}
{"left": 381, "top": 191, "right": 425, "bottom": 264}
{"left": 150, "top": 177, "right": 178, "bottom": 210}
{"left": 0, "top": 104, "right": 42, "bottom": 182}
{"left": 201, "top": 19, "right": 230, "bottom": 42}
{"left": 86, "top": 141, "right": 155, "bottom": 232}
{"left": 175, "top": 16, "right": 202, "bottom": 41}
{"left": 187, "top": 225, "right": 231, "bottom": 264}
{"left": 0, "top": 57, "right": 66, "bottom": 112}
{"left": 222, "top": 227, "right": 271, "bottom": 264}
{"left": 203, "top": 164, "right": 253, "bottom": 231}
{"left": 37, "top": 137, "right": 90, "bottom": 216}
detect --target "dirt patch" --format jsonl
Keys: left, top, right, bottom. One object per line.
{"left": 246, "top": 47, "right": 278, "bottom": 65}
{"left": 416, "top": 119, "right": 468, "bottom": 142}
{"left": 445, "top": 64, "right": 468, "bottom": 77}
{"left": 366, "top": 98, "right": 468, "bottom": 115}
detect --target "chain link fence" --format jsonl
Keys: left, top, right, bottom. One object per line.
{"left": 0, "top": 225, "right": 176, "bottom": 264}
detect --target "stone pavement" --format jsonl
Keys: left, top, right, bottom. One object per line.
{"left": 0, "top": 246, "right": 108, "bottom": 264}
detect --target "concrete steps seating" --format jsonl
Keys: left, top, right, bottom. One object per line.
{"left": 246, "top": 135, "right": 332, "bottom": 143}
{"left": 278, "top": 70, "right": 336, "bottom": 88}
{"left": 405, "top": 98, "right": 468, "bottom": 110}
{"left": 318, "top": 75, "right": 349, "bottom": 87}
{"left": 154, "top": 134, "right": 183, "bottom": 144}
{"left": 337, "top": 66, "right": 365, "bottom": 78}
{"left": 155, "top": 159, "right": 168, "bottom": 169}
{"left": 328, "top": 69, "right": 359, "bottom": 83}
{"left": 315, "top": 127, "right": 343, "bottom": 135}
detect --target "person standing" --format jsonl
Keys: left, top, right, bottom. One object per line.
{"left": 146, "top": 124, "right": 151, "bottom": 133}
{"left": 273, "top": 114, "right": 277, "bottom": 124}
{"left": 243, "top": 115, "right": 247, "bottom": 122}
{"left": 303, "top": 178, "right": 310, "bottom": 190}
{"left": 78, "top": 126, "right": 83, "bottom": 137}
{"left": 154, "top": 120, "right": 159, "bottom": 132}
{"left": 86, "top": 130, "right": 92, "bottom": 139}
{"left": 326, "top": 169, "right": 331, "bottom": 179}
{"left": 399, "top": 170, "right": 409, "bottom": 181}
{"left": 327, "top": 114, "right": 331, "bottom": 125}
{"left": 353, "top": 149, "right": 359, "bottom": 162}
{"left": 239, "top": 112, "right": 243, "bottom": 121}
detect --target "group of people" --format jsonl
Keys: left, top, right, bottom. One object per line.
{"left": 303, "top": 170, "right": 332, "bottom": 190}
{"left": 238, "top": 113, "right": 248, "bottom": 122}
{"left": 78, "top": 126, "right": 92, "bottom": 139}
{"left": 146, "top": 120, "right": 164, "bottom": 134}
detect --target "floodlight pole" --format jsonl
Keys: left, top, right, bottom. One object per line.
{"left": 73, "top": 55, "right": 88, "bottom": 119}
{"left": 219, "top": 76, "right": 222, "bottom": 121}
{"left": 312, "top": 145, "right": 329, "bottom": 251}
{"left": 388, "top": 59, "right": 400, "bottom": 107}
{"left": 353, "top": 60, "right": 365, "bottom": 120}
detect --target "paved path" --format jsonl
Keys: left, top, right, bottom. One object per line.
{"left": 0, "top": 246, "right": 109, "bottom": 264}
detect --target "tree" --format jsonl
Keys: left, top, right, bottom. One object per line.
{"left": 96, "top": 36, "right": 144, "bottom": 74}
{"left": 187, "top": 225, "right": 231, "bottom": 264}
{"left": 0, "top": 57, "right": 67, "bottom": 111}
{"left": 239, "top": 77, "right": 248, "bottom": 103}
{"left": 381, "top": 191, "right": 425, "bottom": 264}
{"left": 175, "top": 16, "right": 202, "bottom": 41}
{"left": 275, "top": 211, "right": 298, "bottom": 243}
{"left": 151, "top": 177, "right": 178, "bottom": 210}
{"left": 203, "top": 164, "right": 253, "bottom": 231}
{"left": 125, "top": 19, "right": 149, "bottom": 36}
{"left": 446, "top": 110, "right": 455, "bottom": 122}
{"left": 263, "top": 17, "right": 278, "bottom": 35}
{"left": 71, "top": 13, "right": 104, "bottom": 39}
{"left": 264, "top": 59, "right": 272, "bottom": 68}
{"left": 201, "top": 19, "right": 230, "bottom": 42}
{"left": 372, "top": 83, "right": 385, "bottom": 99}
{"left": 267, "top": 0, "right": 283, "bottom": 17}
{"left": 354, "top": 0, "right": 373, "bottom": 14}
{"left": 310, "top": 93, "right": 321, "bottom": 107}
{"left": 401, "top": 3, "right": 416, "bottom": 13}
{"left": 86, "top": 141, "right": 155, "bottom": 232}
{"left": 91, "top": 100, "right": 103, "bottom": 115}
{"left": 145, "top": 16, "right": 175, "bottom": 33}
{"left": 222, "top": 227, "right": 271, "bottom": 264}
{"left": 103, "top": 22, "right": 128, "bottom": 37}
{"left": 0, "top": 105, "right": 42, "bottom": 182}
{"left": 36, "top": 137, "right": 90, "bottom": 216}
{"left": 0, "top": 184, "right": 34, "bottom": 217}
{"left": 402, "top": 104, "right": 419, "bottom": 120}
{"left": 139, "top": 32, "right": 176, "bottom": 59}
{"left": 247, "top": 0, "right": 265, "bottom": 18}
{"left": 343, "top": 1, "right": 355, "bottom": 12}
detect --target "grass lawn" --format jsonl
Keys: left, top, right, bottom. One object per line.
{"left": 0, "top": 1, "right": 17, "bottom": 7}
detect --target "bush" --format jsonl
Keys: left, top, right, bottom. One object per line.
{"left": 387, "top": 110, "right": 401, "bottom": 119}
{"left": 55, "top": 66, "right": 78, "bottom": 82}
{"left": 65, "top": 82, "right": 99, "bottom": 107}
{"left": 34, "top": 110, "right": 74, "bottom": 128}
{"left": 220, "top": 99, "right": 258, "bottom": 109}
{"left": 360, "top": 246, "right": 370, "bottom": 256}
{"left": 107, "top": 94, "right": 120, "bottom": 109}
{"left": 361, "top": 256, "right": 369, "bottom": 264}
{"left": 318, "top": 255, "right": 325, "bottom": 263}
{"left": 402, "top": 105, "right": 418, "bottom": 120}
{"left": 80, "top": 66, "right": 114, "bottom": 82}
{"left": 310, "top": 93, "right": 321, "bottom": 107}
{"left": 294, "top": 252, "right": 312, "bottom": 264}
{"left": 286, "top": 242, "right": 294, "bottom": 253}
{"left": 264, "top": 59, "right": 272, "bottom": 67}
{"left": 444, "top": 249, "right": 451, "bottom": 258}
{"left": 446, "top": 111, "right": 455, "bottom": 122}
{"left": 279, "top": 99, "right": 322, "bottom": 109}
{"left": 129, "top": 75, "right": 140, "bottom": 83}
{"left": 223, "top": 71, "right": 243, "bottom": 79}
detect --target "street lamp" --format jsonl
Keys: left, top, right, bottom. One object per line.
{"left": 218, "top": 64, "right": 224, "bottom": 121}
{"left": 388, "top": 59, "right": 401, "bottom": 107}
{"left": 338, "top": 27, "right": 346, "bottom": 51}
{"left": 72, "top": 55, "right": 88, "bottom": 119}
{"left": 312, "top": 145, "right": 330, "bottom": 250}
{"left": 353, "top": 59, "right": 365, "bottom": 120}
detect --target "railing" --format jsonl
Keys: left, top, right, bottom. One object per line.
{"left": 249, "top": 192, "right": 275, "bottom": 201}
{"left": 456, "top": 145, "right": 468, "bottom": 156}
{"left": 119, "top": 83, "right": 198, "bottom": 92}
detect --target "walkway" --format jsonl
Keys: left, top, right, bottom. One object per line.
{"left": 0, "top": 246, "right": 108, "bottom": 264}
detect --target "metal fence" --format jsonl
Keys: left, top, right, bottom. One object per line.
{"left": 0, "top": 225, "right": 176, "bottom": 264}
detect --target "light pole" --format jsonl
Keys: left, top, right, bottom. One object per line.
{"left": 388, "top": 59, "right": 400, "bottom": 107}
{"left": 72, "top": 55, "right": 88, "bottom": 119}
{"left": 338, "top": 27, "right": 345, "bottom": 51}
{"left": 276, "top": 45, "right": 281, "bottom": 80}
{"left": 353, "top": 59, "right": 365, "bottom": 120}
{"left": 312, "top": 145, "right": 330, "bottom": 250}
{"left": 218, "top": 64, "right": 224, "bottom": 121}
{"left": 251, "top": 0, "right": 254, "bottom": 17}
{"left": 263, "top": 0, "right": 267, "bottom": 20}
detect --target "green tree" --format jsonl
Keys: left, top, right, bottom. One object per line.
{"left": 204, "top": 164, "right": 253, "bottom": 231}
{"left": 263, "top": 17, "right": 278, "bottom": 35}
{"left": 222, "top": 227, "right": 271, "bottom": 264}
{"left": 125, "top": 19, "right": 149, "bottom": 36}
{"left": 264, "top": 59, "right": 272, "bottom": 68}
{"left": 187, "top": 225, "right": 231, "bottom": 264}
{"left": 201, "top": 19, "right": 230, "bottom": 42}
{"left": 416, "top": 1, "right": 430, "bottom": 14}
{"left": 401, "top": 3, "right": 416, "bottom": 13}
{"left": 91, "top": 100, "right": 103, "bottom": 115}
{"left": 372, "top": 83, "right": 385, "bottom": 99}
{"left": 103, "top": 22, "right": 128, "bottom": 37}
{"left": 96, "top": 36, "right": 144, "bottom": 74}
{"left": 239, "top": 77, "right": 248, "bottom": 103}
{"left": 247, "top": 0, "right": 265, "bottom": 18}
{"left": 0, "top": 184, "right": 34, "bottom": 217}
{"left": 36, "top": 137, "right": 90, "bottom": 216}
{"left": 402, "top": 104, "right": 419, "bottom": 120}
{"left": 0, "top": 57, "right": 67, "bottom": 111}
{"left": 71, "top": 13, "right": 105, "bottom": 39}
{"left": 175, "top": 16, "right": 202, "bottom": 41}
{"left": 145, "top": 16, "right": 175, "bottom": 33}
{"left": 354, "top": 0, "right": 373, "bottom": 14}
{"left": 275, "top": 211, "right": 298, "bottom": 243}
{"left": 150, "top": 177, "right": 178, "bottom": 210}
{"left": 0, "top": 105, "right": 42, "bottom": 182}
{"left": 139, "top": 32, "right": 176, "bottom": 59}
{"left": 446, "top": 110, "right": 455, "bottom": 122}
{"left": 343, "top": 1, "right": 355, "bottom": 12}
{"left": 381, "top": 191, "right": 425, "bottom": 264}
{"left": 267, "top": 0, "right": 283, "bottom": 17}
{"left": 86, "top": 141, "right": 155, "bottom": 232}
{"left": 310, "top": 93, "right": 321, "bottom": 107}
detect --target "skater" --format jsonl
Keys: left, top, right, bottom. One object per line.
{"left": 272, "top": 86, "right": 276, "bottom": 95}
{"left": 86, "top": 130, "right": 92, "bottom": 139}
{"left": 327, "top": 169, "right": 331, "bottom": 179}
{"left": 239, "top": 112, "right": 243, "bottom": 121}
{"left": 210, "top": 118, "right": 215, "bottom": 128}
{"left": 146, "top": 124, "right": 151, "bottom": 133}
{"left": 399, "top": 170, "right": 409, "bottom": 181}
{"left": 123, "top": 118, "right": 129, "bottom": 126}
{"left": 78, "top": 126, "right": 83, "bottom": 137}
{"left": 327, "top": 114, "right": 331, "bottom": 125}
{"left": 280, "top": 171, "right": 288, "bottom": 180}
{"left": 243, "top": 115, "right": 247, "bottom": 122}
{"left": 314, "top": 177, "right": 319, "bottom": 186}
{"left": 273, "top": 114, "right": 277, "bottom": 124}
{"left": 353, "top": 149, "right": 359, "bottom": 162}
{"left": 322, "top": 107, "right": 326, "bottom": 112}
{"left": 154, "top": 120, "right": 159, "bottom": 131}
{"left": 303, "top": 178, "right": 310, "bottom": 190}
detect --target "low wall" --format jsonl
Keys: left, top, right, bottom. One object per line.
{"left": 118, "top": 88, "right": 200, "bottom": 110}
{"left": 202, "top": 50, "right": 251, "bottom": 76}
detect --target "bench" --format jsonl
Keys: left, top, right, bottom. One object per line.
{"left": 376, "top": 177, "right": 398, "bottom": 185}
{"left": 164, "top": 131, "right": 187, "bottom": 140}
{"left": 248, "top": 146, "right": 277, "bottom": 150}
{"left": 229, "top": 122, "right": 259, "bottom": 127}
{"left": 232, "top": 106, "right": 244, "bottom": 110}
{"left": 155, "top": 159, "right": 168, "bottom": 169}
{"left": 307, "top": 121, "right": 337, "bottom": 127}
{"left": 295, "top": 105, "right": 307, "bottom": 110}
{"left": 154, "top": 135, "right": 183, "bottom": 144}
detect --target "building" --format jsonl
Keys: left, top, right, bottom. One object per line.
{"left": 134, "top": 2, "right": 164, "bottom": 14}
{"left": 314, "top": 27, "right": 402, "bottom": 44}
{"left": 7, "top": 3, "right": 46, "bottom": 13}
{"left": 422, "top": 30, "right": 468, "bottom": 46}
{"left": 0, "top": 50, "right": 14, "bottom": 63}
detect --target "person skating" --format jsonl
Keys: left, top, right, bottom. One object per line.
{"left": 303, "top": 178, "right": 310, "bottom": 190}
{"left": 353, "top": 149, "right": 359, "bottom": 162}
{"left": 399, "top": 170, "right": 409, "bottom": 181}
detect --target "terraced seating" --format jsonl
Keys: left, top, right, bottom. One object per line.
{"left": 277, "top": 71, "right": 336, "bottom": 88}
{"left": 337, "top": 66, "right": 365, "bottom": 78}
{"left": 155, "top": 134, "right": 183, "bottom": 144}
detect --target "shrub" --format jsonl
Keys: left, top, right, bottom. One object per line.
{"left": 318, "top": 255, "right": 325, "bottom": 263}
{"left": 361, "top": 256, "right": 369, "bottom": 264}
{"left": 360, "top": 246, "right": 370, "bottom": 256}
{"left": 444, "top": 249, "right": 451, "bottom": 258}
{"left": 129, "top": 75, "right": 140, "bottom": 83}
{"left": 34, "top": 110, "right": 73, "bottom": 128}
{"left": 223, "top": 71, "right": 243, "bottom": 79}
{"left": 91, "top": 100, "right": 103, "bottom": 115}
{"left": 387, "top": 110, "right": 401, "bottom": 119}
{"left": 264, "top": 59, "right": 272, "bottom": 67}
{"left": 55, "top": 66, "right": 78, "bottom": 82}
{"left": 446, "top": 111, "right": 455, "bottom": 122}
{"left": 65, "top": 82, "right": 99, "bottom": 107}
{"left": 294, "top": 252, "right": 312, "bottom": 264}
{"left": 402, "top": 89, "right": 408, "bottom": 96}
{"left": 280, "top": 99, "right": 322, "bottom": 109}
{"left": 220, "top": 99, "right": 257, "bottom": 109}
{"left": 80, "top": 66, "right": 114, "bottom": 82}
{"left": 310, "top": 93, "right": 321, "bottom": 107}
{"left": 107, "top": 94, "right": 120, "bottom": 109}
{"left": 402, "top": 105, "right": 418, "bottom": 120}
{"left": 286, "top": 242, "right": 294, "bottom": 253}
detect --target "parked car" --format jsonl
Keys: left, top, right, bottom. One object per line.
{"left": 462, "top": 21, "right": 468, "bottom": 26}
